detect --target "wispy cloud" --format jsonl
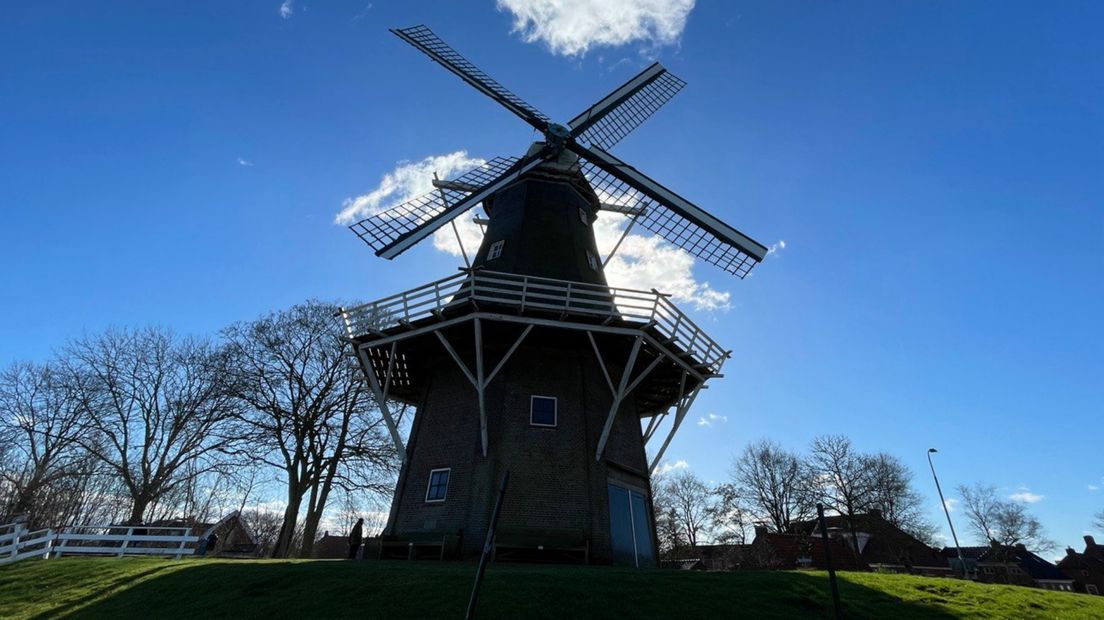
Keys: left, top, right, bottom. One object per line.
{"left": 696, "top": 412, "right": 727, "bottom": 428}
{"left": 944, "top": 498, "right": 958, "bottom": 513}
{"left": 1090, "top": 484, "right": 1100, "bottom": 492}
{"left": 653, "top": 459, "right": 688, "bottom": 475}
{"left": 279, "top": 0, "right": 294, "bottom": 19}
{"left": 237, "top": 157, "right": 254, "bottom": 167}
{"left": 497, "top": 0, "right": 696, "bottom": 57}
{"left": 767, "top": 240, "right": 787, "bottom": 255}
{"left": 1009, "top": 487, "right": 1044, "bottom": 504}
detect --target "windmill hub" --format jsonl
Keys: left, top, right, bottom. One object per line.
{"left": 340, "top": 25, "right": 770, "bottom": 568}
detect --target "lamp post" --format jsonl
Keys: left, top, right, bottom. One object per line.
{"left": 927, "top": 448, "right": 965, "bottom": 577}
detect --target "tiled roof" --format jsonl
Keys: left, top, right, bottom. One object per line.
{"left": 792, "top": 512, "right": 946, "bottom": 568}
{"left": 756, "top": 532, "right": 868, "bottom": 571}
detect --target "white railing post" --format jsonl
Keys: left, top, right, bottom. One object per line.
{"left": 8, "top": 528, "right": 19, "bottom": 562}
{"left": 118, "top": 526, "right": 133, "bottom": 557}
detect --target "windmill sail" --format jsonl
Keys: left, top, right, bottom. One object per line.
{"left": 349, "top": 156, "right": 519, "bottom": 254}
{"left": 574, "top": 145, "right": 767, "bottom": 278}
{"left": 391, "top": 25, "right": 551, "bottom": 132}
{"left": 568, "top": 63, "right": 687, "bottom": 150}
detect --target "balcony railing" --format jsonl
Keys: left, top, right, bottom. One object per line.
{"left": 342, "top": 270, "right": 729, "bottom": 373}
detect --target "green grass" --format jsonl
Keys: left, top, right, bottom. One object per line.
{"left": 2, "top": 558, "right": 1103, "bottom": 619}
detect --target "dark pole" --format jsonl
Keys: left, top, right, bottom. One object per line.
{"left": 465, "top": 470, "right": 509, "bottom": 620}
{"left": 817, "top": 503, "right": 843, "bottom": 620}
{"left": 927, "top": 448, "right": 965, "bottom": 577}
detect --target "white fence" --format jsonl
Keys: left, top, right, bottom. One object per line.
{"left": 0, "top": 521, "right": 200, "bottom": 565}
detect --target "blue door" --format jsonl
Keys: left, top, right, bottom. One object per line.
{"left": 607, "top": 483, "right": 654, "bottom": 567}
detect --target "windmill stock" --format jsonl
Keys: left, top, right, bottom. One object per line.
{"left": 339, "top": 25, "right": 768, "bottom": 567}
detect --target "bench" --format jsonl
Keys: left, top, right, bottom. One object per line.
{"left": 376, "top": 530, "right": 462, "bottom": 560}
{"left": 492, "top": 527, "right": 589, "bottom": 564}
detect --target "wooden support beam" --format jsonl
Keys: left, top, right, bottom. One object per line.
{"left": 594, "top": 336, "right": 643, "bottom": 462}
{"left": 483, "top": 325, "right": 533, "bottom": 387}
{"left": 648, "top": 383, "right": 702, "bottom": 473}
{"left": 474, "top": 318, "right": 487, "bottom": 457}
{"left": 356, "top": 346, "right": 406, "bottom": 460}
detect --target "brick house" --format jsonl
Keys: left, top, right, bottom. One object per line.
{"left": 747, "top": 526, "right": 868, "bottom": 571}
{"left": 1057, "top": 535, "right": 1104, "bottom": 595}
{"left": 945, "top": 542, "right": 1074, "bottom": 591}
{"left": 790, "top": 511, "right": 951, "bottom": 576}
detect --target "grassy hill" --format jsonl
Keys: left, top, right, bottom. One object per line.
{"left": 3, "top": 558, "right": 1104, "bottom": 619}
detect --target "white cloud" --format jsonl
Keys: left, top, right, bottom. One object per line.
{"left": 279, "top": 0, "right": 294, "bottom": 19}
{"left": 237, "top": 157, "right": 253, "bottom": 167}
{"left": 767, "top": 239, "right": 786, "bottom": 255}
{"left": 595, "top": 212, "right": 731, "bottom": 311}
{"left": 944, "top": 498, "right": 958, "bottom": 513}
{"left": 653, "top": 459, "right": 688, "bottom": 475}
{"left": 497, "top": 0, "right": 696, "bottom": 57}
{"left": 1009, "top": 488, "right": 1044, "bottom": 504}
{"left": 335, "top": 151, "right": 485, "bottom": 225}
{"left": 1090, "top": 484, "right": 1100, "bottom": 492}
{"left": 696, "top": 412, "right": 727, "bottom": 427}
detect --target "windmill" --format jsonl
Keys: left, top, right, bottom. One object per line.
{"left": 339, "top": 25, "right": 767, "bottom": 567}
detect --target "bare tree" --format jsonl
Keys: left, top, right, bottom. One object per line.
{"left": 708, "top": 483, "right": 751, "bottom": 545}
{"left": 806, "top": 435, "right": 876, "bottom": 553}
{"left": 0, "top": 362, "right": 89, "bottom": 524}
{"left": 659, "top": 470, "right": 713, "bottom": 548}
{"left": 64, "top": 327, "right": 240, "bottom": 524}
{"left": 732, "top": 439, "right": 813, "bottom": 533}
{"left": 1095, "top": 509, "right": 1104, "bottom": 533}
{"left": 957, "top": 483, "right": 1054, "bottom": 553}
{"left": 222, "top": 301, "right": 397, "bottom": 558}
{"left": 867, "top": 452, "right": 935, "bottom": 543}
{"left": 651, "top": 473, "right": 688, "bottom": 559}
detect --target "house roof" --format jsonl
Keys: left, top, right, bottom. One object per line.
{"left": 792, "top": 512, "right": 946, "bottom": 568}
{"left": 949, "top": 544, "right": 1072, "bottom": 582}
{"left": 669, "top": 544, "right": 749, "bottom": 562}
{"left": 755, "top": 531, "right": 869, "bottom": 571}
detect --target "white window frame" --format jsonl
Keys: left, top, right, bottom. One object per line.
{"left": 578, "top": 207, "right": 589, "bottom": 225}
{"left": 585, "top": 249, "right": 597, "bottom": 270}
{"left": 425, "top": 468, "right": 451, "bottom": 503}
{"left": 1087, "top": 584, "right": 1099, "bottom": 595}
{"left": 529, "top": 395, "right": 558, "bottom": 428}
{"left": 488, "top": 240, "right": 505, "bottom": 261}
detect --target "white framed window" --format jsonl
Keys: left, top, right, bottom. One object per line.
{"left": 488, "top": 240, "right": 505, "bottom": 260}
{"left": 530, "top": 395, "right": 557, "bottom": 427}
{"left": 425, "top": 468, "right": 450, "bottom": 503}
{"left": 586, "top": 250, "right": 597, "bottom": 270}
{"left": 578, "top": 207, "right": 588, "bottom": 225}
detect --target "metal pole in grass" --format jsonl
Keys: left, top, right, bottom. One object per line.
{"left": 465, "top": 470, "right": 509, "bottom": 620}
{"left": 927, "top": 448, "right": 966, "bottom": 578}
{"left": 817, "top": 503, "right": 843, "bottom": 620}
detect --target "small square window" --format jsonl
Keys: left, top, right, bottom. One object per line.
{"left": 586, "top": 250, "right": 597, "bottom": 270}
{"left": 578, "top": 207, "right": 589, "bottom": 225}
{"left": 530, "top": 395, "right": 557, "bottom": 427}
{"left": 425, "top": 468, "right": 450, "bottom": 502}
{"left": 488, "top": 240, "right": 505, "bottom": 260}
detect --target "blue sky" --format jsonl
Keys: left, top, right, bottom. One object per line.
{"left": 2, "top": 2, "right": 1102, "bottom": 556}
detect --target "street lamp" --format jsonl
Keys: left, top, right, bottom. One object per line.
{"left": 928, "top": 448, "right": 966, "bottom": 577}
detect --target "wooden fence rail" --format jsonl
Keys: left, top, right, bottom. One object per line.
{"left": 0, "top": 521, "right": 200, "bottom": 565}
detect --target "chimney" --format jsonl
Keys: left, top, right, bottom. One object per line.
{"left": 754, "top": 525, "right": 768, "bottom": 539}
{"left": 1015, "top": 543, "right": 1027, "bottom": 553}
{"left": 868, "top": 508, "right": 882, "bottom": 520}
{"left": 1086, "top": 535, "right": 1097, "bottom": 548}
{"left": 1067, "top": 547, "right": 1077, "bottom": 557}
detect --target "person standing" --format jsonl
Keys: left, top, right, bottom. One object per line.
{"left": 347, "top": 518, "right": 364, "bottom": 560}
